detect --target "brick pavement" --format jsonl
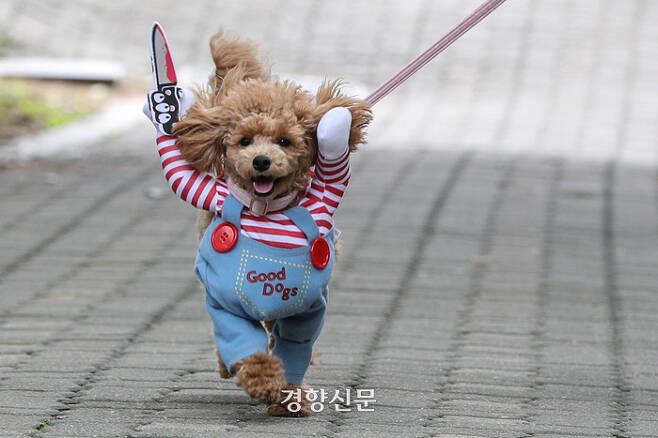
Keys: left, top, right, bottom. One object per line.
{"left": 1, "top": 0, "right": 657, "bottom": 437}
{"left": 1, "top": 144, "right": 656, "bottom": 437}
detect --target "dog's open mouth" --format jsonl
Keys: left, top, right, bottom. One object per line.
{"left": 252, "top": 176, "right": 276, "bottom": 197}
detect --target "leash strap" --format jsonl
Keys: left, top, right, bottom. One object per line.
{"left": 365, "top": 0, "right": 508, "bottom": 105}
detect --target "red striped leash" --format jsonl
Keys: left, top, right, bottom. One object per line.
{"left": 365, "top": 0, "right": 509, "bottom": 105}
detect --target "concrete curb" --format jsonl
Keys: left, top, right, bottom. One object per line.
{"left": 0, "top": 57, "right": 125, "bottom": 82}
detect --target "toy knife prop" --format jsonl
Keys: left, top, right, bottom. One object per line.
{"left": 148, "top": 22, "right": 183, "bottom": 135}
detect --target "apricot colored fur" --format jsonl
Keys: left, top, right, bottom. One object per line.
{"left": 179, "top": 30, "right": 372, "bottom": 416}
{"left": 267, "top": 383, "right": 314, "bottom": 417}
{"left": 233, "top": 353, "right": 285, "bottom": 404}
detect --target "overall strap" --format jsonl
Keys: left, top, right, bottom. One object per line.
{"left": 282, "top": 207, "right": 320, "bottom": 243}
{"left": 221, "top": 194, "right": 245, "bottom": 229}
{"left": 223, "top": 194, "right": 321, "bottom": 243}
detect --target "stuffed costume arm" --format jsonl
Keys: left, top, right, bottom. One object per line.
{"left": 155, "top": 133, "right": 229, "bottom": 211}
{"left": 143, "top": 90, "right": 228, "bottom": 212}
{"left": 308, "top": 107, "right": 353, "bottom": 215}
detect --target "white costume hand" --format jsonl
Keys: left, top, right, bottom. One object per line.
{"left": 142, "top": 87, "right": 195, "bottom": 131}
{"left": 317, "top": 107, "right": 352, "bottom": 159}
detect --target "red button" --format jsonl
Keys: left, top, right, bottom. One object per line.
{"left": 211, "top": 223, "right": 238, "bottom": 253}
{"left": 310, "top": 237, "right": 330, "bottom": 269}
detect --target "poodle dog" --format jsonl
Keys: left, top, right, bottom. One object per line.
{"left": 146, "top": 31, "right": 371, "bottom": 416}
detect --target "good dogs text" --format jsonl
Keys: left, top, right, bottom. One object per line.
{"left": 247, "top": 267, "right": 298, "bottom": 301}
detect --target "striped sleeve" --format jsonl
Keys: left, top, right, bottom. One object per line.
{"left": 313, "top": 146, "right": 350, "bottom": 215}
{"left": 156, "top": 134, "right": 227, "bottom": 212}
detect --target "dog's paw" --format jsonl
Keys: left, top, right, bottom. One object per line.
{"left": 234, "top": 353, "right": 285, "bottom": 404}
{"left": 267, "top": 384, "right": 313, "bottom": 417}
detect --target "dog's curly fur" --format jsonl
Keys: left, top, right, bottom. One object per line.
{"left": 267, "top": 383, "right": 315, "bottom": 417}
{"left": 233, "top": 353, "right": 285, "bottom": 404}
{"left": 176, "top": 30, "right": 372, "bottom": 416}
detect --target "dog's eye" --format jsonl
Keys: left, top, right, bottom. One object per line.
{"left": 277, "top": 137, "right": 291, "bottom": 147}
{"left": 239, "top": 137, "right": 252, "bottom": 147}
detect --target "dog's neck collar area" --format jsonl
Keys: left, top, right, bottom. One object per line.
{"left": 227, "top": 178, "right": 300, "bottom": 216}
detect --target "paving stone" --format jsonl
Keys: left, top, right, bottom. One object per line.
{"left": 0, "top": 413, "right": 52, "bottom": 438}
{"left": 34, "top": 407, "right": 144, "bottom": 437}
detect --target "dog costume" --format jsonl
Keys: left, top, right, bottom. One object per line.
{"left": 147, "top": 102, "right": 353, "bottom": 383}
{"left": 197, "top": 194, "right": 335, "bottom": 383}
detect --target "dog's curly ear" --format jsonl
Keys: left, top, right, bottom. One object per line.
{"left": 171, "top": 99, "right": 227, "bottom": 176}
{"left": 314, "top": 80, "right": 373, "bottom": 152}
{"left": 170, "top": 30, "right": 271, "bottom": 177}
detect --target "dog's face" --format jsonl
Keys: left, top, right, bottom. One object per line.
{"left": 221, "top": 80, "right": 316, "bottom": 200}
{"left": 174, "top": 79, "right": 317, "bottom": 201}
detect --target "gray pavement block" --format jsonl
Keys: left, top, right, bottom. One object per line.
{"left": 12, "top": 351, "right": 107, "bottom": 373}
{"left": 337, "top": 404, "right": 438, "bottom": 426}
{"left": 362, "top": 373, "right": 446, "bottom": 393}
{"left": 529, "top": 420, "right": 612, "bottom": 437}
{"left": 109, "top": 353, "right": 195, "bottom": 370}
{"left": 99, "top": 367, "right": 187, "bottom": 384}
{"left": 0, "top": 390, "right": 68, "bottom": 415}
{"left": 2, "top": 376, "right": 84, "bottom": 393}
{"left": 336, "top": 423, "right": 429, "bottom": 438}
{"left": 442, "top": 382, "right": 535, "bottom": 401}
{"left": 34, "top": 407, "right": 144, "bottom": 437}
{"left": 532, "top": 398, "right": 614, "bottom": 423}
{"left": 439, "top": 397, "right": 529, "bottom": 418}
{"left": 628, "top": 411, "right": 658, "bottom": 437}
{"left": 75, "top": 385, "right": 166, "bottom": 404}
{"left": 134, "top": 422, "right": 254, "bottom": 438}
{"left": 0, "top": 413, "right": 52, "bottom": 438}
{"left": 429, "top": 415, "right": 531, "bottom": 437}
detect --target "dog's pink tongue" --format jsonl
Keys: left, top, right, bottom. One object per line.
{"left": 253, "top": 180, "right": 274, "bottom": 194}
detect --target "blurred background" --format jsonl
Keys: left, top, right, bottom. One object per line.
{"left": 0, "top": 0, "right": 655, "bottom": 163}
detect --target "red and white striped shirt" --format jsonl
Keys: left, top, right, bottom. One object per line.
{"left": 156, "top": 134, "right": 350, "bottom": 248}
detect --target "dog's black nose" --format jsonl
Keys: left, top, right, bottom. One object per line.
{"left": 252, "top": 155, "right": 271, "bottom": 172}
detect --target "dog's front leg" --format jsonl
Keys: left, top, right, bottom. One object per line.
{"left": 267, "top": 383, "right": 313, "bottom": 417}
{"left": 232, "top": 353, "right": 285, "bottom": 404}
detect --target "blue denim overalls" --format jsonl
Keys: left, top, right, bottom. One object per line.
{"left": 195, "top": 194, "right": 335, "bottom": 384}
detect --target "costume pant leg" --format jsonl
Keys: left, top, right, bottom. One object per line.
{"left": 272, "top": 295, "right": 327, "bottom": 383}
{"left": 206, "top": 293, "right": 269, "bottom": 374}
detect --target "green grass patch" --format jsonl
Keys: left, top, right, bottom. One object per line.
{"left": 33, "top": 422, "right": 48, "bottom": 430}
{"left": 0, "top": 79, "right": 89, "bottom": 139}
